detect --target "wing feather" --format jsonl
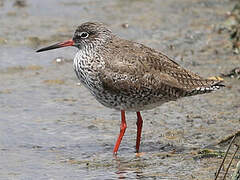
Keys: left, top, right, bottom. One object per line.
{"left": 98, "top": 37, "right": 222, "bottom": 98}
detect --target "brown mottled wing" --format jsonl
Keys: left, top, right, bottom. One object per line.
{"left": 99, "top": 38, "right": 222, "bottom": 97}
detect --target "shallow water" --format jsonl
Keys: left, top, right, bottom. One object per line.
{"left": 0, "top": 0, "right": 239, "bottom": 179}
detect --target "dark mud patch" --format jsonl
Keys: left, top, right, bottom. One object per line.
{"left": 221, "top": 67, "right": 240, "bottom": 79}
{"left": 220, "top": 0, "right": 240, "bottom": 54}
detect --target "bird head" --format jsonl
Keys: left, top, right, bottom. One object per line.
{"left": 36, "top": 22, "right": 112, "bottom": 52}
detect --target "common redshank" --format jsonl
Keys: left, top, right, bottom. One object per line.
{"left": 36, "top": 22, "right": 224, "bottom": 155}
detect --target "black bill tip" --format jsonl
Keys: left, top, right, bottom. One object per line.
{"left": 36, "top": 39, "right": 74, "bottom": 53}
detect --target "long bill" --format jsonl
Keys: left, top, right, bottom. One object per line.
{"left": 36, "top": 39, "right": 74, "bottom": 52}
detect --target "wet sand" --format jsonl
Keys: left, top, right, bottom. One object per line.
{"left": 0, "top": 0, "right": 239, "bottom": 179}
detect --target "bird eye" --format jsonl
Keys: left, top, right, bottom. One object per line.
{"left": 79, "top": 32, "right": 89, "bottom": 38}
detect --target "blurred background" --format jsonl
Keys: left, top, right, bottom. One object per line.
{"left": 0, "top": 0, "right": 239, "bottom": 179}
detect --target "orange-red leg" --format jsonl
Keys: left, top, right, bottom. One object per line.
{"left": 136, "top": 111, "right": 143, "bottom": 153}
{"left": 113, "top": 110, "right": 127, "bottom": 155}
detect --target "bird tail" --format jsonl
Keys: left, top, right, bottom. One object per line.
{"left": 186, "top": 80, "right": 225, "bottom": 96}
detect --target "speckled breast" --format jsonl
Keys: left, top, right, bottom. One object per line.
{"left": 73, "top": 50, "right": 172, "bottom": 111}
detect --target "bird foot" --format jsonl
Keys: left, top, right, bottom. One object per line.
{"left": 135, "top": 152, "right": 145, "bottom": 157}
